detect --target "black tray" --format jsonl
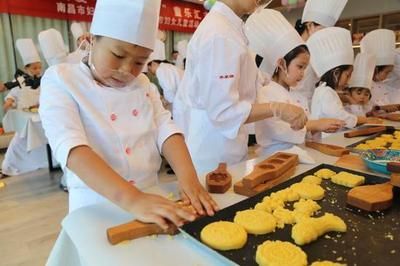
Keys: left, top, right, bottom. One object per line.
{"left": 182, "top": 164, "right": 400, "bottom": 266}
{"left": 346, "top": 127, "right": 398, "bottom": 151}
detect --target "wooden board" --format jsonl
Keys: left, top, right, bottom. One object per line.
{"left": 347, "top": 182, "right": 393, "bottom": 211}
{"left": 344, "top": 126, "right": 387, "bottom": 138}
{"left": 305, "top": 141, "right": 350, "bottom": 157}
{"left": 378, "top": 113, "right": 400, "bottom": 122}
{"left": 335, "top": 154, "right": 368, "bottom": 172}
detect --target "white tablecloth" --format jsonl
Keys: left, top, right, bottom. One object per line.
{"left": 2, "top": 109, "right": 47, "bottom": 151}
{"left": 47, "top": 123, "right": 399, "bottom": 266}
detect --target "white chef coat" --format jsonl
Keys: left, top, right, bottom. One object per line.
{"left": 174, "top": 2, "right": 261, "bottom": 174}
{"left": 66, "top": 49, "right": 87, "bottom": 64}
{"left": 156, "top": 63, "right": 184, "bottom": 105}
{"left": 290, "top": 66, "right": 319, "bottom": 109}
{"left": 255, "top": 81, "right": 307, "bottom": 156}
{"left": 369, "top": 81, "right": 391, "bottom": 108}
{"left": 344, "top": 104, "right": 368, "bottom": 116}
{"left": 384, "top": 76, "right": 400, "bottom": 104}
{"left": 39, "top": 62, "right": 181, "bottom": 212}
{"left": 4, "top": 76, "right": 40, "bottom": 110}
{"left": 311, "top": 83, "right": 357, "bottom": 130}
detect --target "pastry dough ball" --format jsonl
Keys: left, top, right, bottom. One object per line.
{"left": 200, "top": 221, "right": 247, "bottom": 251}
{"left": 234, "top": 209, "right": 276, "bottom": 235}
{"left": 256, "top": 240, "right": 308, "bottom": 266}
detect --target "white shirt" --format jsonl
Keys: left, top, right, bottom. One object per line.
{"left": 39, "top": 62, "right": 181, "bottom": 192}
{"left": 256, "top": 81, "right": 307, "bottom": 155}
{"left": 156, "top": 63, "right": 184, "bottom": 104}
{"left": 344, "top": 104, "right": 369, "bottom": 116}
{"left": 311, "top": 83, "right": 357, "bottom": 129}
{"left": 5, "top": 76, "right": 40, "bottom": 109}
{"left": 174, "top": 2, "right": 261, "bottom": 174}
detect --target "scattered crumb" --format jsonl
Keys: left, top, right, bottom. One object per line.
{"left": 332, "top": 250, "right": 337, "bottom": 254}
{"left": 336, "top": 257, "right": 343, "bottom": 261}
{"left": 390, "top": 250, "right": 396, "bottom": 254}
{"left": 384, "top": 233, "right": 394, "bottom": 240}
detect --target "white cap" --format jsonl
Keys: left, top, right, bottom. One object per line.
{"left": 302, "top": 0, "right": 348, "bottom": 27}
{"left": 16, "top": 38, "right": 41, "bottom": 66}
{"left": 360, "top": 29, "right": 396, "bottom": 66}
{"left": 349, "top": 53, "right": 376, "bottom": 89}
{"left": 90, "top": 0, "right": 161, "bottom": 50}
{"left": 245, "top": 9, "right": 304, "bottom": 75}
{"left": 307, "top": 27, "right": 354, "bottom": 77}
{"left": 71, "top": 22, "right": 85, "bottom": 41}
{"left": 177, "top": 39, "right": 188, "bottom": 57}
{"left": 149, "top": 39, "right": 166, "bottom": 61}
{"left": 393, "top": 48, "right": 400, "bottom": 77}
{"left": 38, "top": 28, "right": 68, "bottom": 66}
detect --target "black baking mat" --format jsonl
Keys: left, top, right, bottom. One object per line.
{"left": 181, "top": 164, "right": 400, "bottom": 266}
{"left": 346, "top": 126, "right": 398, "bottom": 150}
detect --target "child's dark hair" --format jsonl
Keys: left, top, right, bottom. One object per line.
{"left": 295, "top": 19, "right": 321, "bottom": 36}
{"left": 318, "top": 65, "right": 352, "bottom": 90}
{"left": 273, "top": 45, "right": 309, "bottom": 77}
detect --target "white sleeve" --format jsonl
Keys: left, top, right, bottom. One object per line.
{"left": 148, "top": 83, "right": 182, "bottom": 152}
{"left": 197, "top": 37, "right": 252, "bottom": 140}
{"left": 345, "top": 104, "right": 365, "bottom": 116}
{"left": 156, "top": 65, "right": 180, "bottom": 104}
{"left": 321, "top": 90, "right": 358, "bottom": 128}
{"left": 39, "top": 67, "right": 89, "bottom": 169}
{"left": 5, "top": 87, "right": 19, "bottom": 102}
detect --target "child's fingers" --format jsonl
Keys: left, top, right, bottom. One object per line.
{"left": 147, "top": 214, "right": 169, "bottom": 231}
{"left": 199, "top": 192, "right": 218, "bottom": 216}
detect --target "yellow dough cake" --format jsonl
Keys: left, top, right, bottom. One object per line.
{"left": 256, "top": 240, "right": 308, "bottom": 266}
{"left": 200, "top": 221, "right": 247, "bottom": 251}
{"left": 301, "top": 175, "right": 322, "bottom": 185}
{"left": 330, "top": 171, "right": 365, "bottom": 188}
{"left": 292, "top": 213, "right": 347, "bottom": 245}
{"left": 293, "top": 199, "right": 321, "bottom": 216}
{"left": 314, "top": 169, "right": 336, "bottom": 179}
{"left": 272, "top": 207, "right": 296, "bottom": 228}
{"left": 234, "top": 209, "right": 277, "bottom": 235}
{"left": 270, "top": 188, "right": 300, "bottom": 202}
{"left": 291, "top": 183, "right": 325, "bottom": 201}
{"left": 255, "top": 196, "right": 285, "bottom": 213}
{"left": 310, "top": 261, "right": 346, "bottom": 266}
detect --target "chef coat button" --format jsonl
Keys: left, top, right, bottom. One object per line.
{"left": 132, "top": 109, "right": 139, "bottom": 117}
{"left": 125, "top": 147, "right": 132, "bottom": 155}
{"left": 110, "top": 113, "right": 117, "bottom": 121}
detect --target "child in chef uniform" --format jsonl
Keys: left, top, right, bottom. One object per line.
{"left": 360, "top": 29, "right": 396, "bottom": 109}
{"left": 309, "top": 27, "right": 376, "bottom": 135}
{"left": 344, "top": 53, "right": 375, "bottom": 116}
{"left": 245, "top": 9, "right": 344, "bottom": 160}
{"left": 39, "top": 0, "right": 218, "bottom": 229}
{"left": 1, "top": 38, "right": 49, "bottom": 177}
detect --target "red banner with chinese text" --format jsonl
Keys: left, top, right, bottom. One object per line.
{"left": 0, "top": 0, "right": 207, "bottom": 32}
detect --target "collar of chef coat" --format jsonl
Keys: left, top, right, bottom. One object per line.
{"left": 212, "top": 2, "right": 245, "bottom": 40}
{"left": 78, "top": 61, "right": 147, "bottom": 92}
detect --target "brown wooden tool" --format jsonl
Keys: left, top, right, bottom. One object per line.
{"left": 344, "top": 126, "right": 387, "bottom": 138}
{"left": 107, "top": 220, "right": 178, "bottom": 245}
{"left": 206, "top": 163, "right": 232, "bottom": 193}
{"left": 242, "top": 152, "right": 298, "bottom": 188}
{"left": 234, "top": 165, "right": 296, "bottom": 197}
{"left": 391, "top": 174, "right": 400, "bottom": 188}
{"left": 335, "top": 154, "right": 368, "bottom": 172}
{"left": 378, "top": 113, "right": 400, "bottom": 122}
{"left": 305, "top": 141, "right": 350, "bottom": 157}
{"left": 347, "top": 182, "right": 394, "bottom": 211}
{"left": 374, "top": 104, "right": 400, "bottom": 113}
{"left": 387, "top": 162, "right": 400, "bottom": 174}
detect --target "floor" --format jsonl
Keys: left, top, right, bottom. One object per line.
{"left": 0, "top": 145, "right": 259, "bottom": 266}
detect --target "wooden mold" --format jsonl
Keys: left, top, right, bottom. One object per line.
{"left": 234, "top": 165, "right": 297, "bottom": 197}
{"left": 377, "top": 113, "right": 400, "bottom": 122}
{"left": 335, "top": 154, "right": 367, "bottom": 172}
{"left": 206, "top": 163, "right": 232, "bottom": 194}
{"left": 347, "top": 182, "right": 393, "bottom": 211}
{"left": 373, "top": 104, "right": 400, "bottom": 113}
{"left": 305, "top": 141, "right": 350, "bottom": 157}
{"left": 241, "top": 152, "right": 299, "bottom": 188}
{"left": 387, "top": 162, "right": 400, "bottom": 174}
{"left": 344, "top": 126, "right": 387, "bottom": 138}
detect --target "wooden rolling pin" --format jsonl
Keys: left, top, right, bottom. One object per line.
{"left": 305, "top": 141, "right": 349, "bottom": 157}
{"left": 373, "top": 104, "right": 400, "bottom": 113}
{"left": 344, "top": 126, "right": 387, "bottom": 138}
{"left": 107, "top": 220, "right": 178, "bottom": 245}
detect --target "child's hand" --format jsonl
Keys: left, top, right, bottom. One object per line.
{"left": 129, "top": 191, "right": 196, "bottom": 230}
{"left": 317, "top": 118, "right": 345, "bottom": 133}
{"left": 179, "top": 178, "right": 219, "bottom": 217}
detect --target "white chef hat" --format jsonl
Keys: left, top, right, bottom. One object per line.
{"left": 90, "top": 0, "right": 161, "bottom": 50}
{"left": 393, "top": 48, "right": 400, "bottom": 78}
{"left": 71, "top": 22, "right": 85, "bottom": 41}
{"left": 360, "top": 29, "right": 396, "bottom": 66}
{"left": 245, "top": 9, "right": 305, "bottom": 75}
{"left": 349, "top": 53, "right": 376, "bottom": 89}
{"left": 307, "top": 27, "right": 354, "bottom": 77}
{"left": 177, "top": 39, "right": 188, "bottom": 57}
{"left": 16, "top": 38, "right": 41, "bottom": 66}
{"left": 38, "top": 28, "right": 68, "bottom": 66}
{"left": 302, "top": 0, "right": 348, "bottom": 27}
{"left": 149, "top": 39, "right": 166, "bottom": 61}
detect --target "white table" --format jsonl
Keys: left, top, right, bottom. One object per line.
{"left": 47, "top": 123, "right": 399, "bottom": 266}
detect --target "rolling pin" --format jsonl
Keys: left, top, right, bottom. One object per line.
{"left": 305, "top": 141, "right": 350, "bottom": 157}
{"left": 344, "top": 126, "right": 387, "bottom": 138}
{"left": 373, "top": 104, "right": 400, "bottom": 113}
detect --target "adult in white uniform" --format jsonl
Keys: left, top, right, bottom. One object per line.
{"left": 175, "top": 1, "right": 307, "bottom": 174}
{"left": 246, "top": 9, "right": 344, "bottom": 160}
{"left": 385, "top": 48, "right": 400, "bottom": 104}
{"left": 291, "top": 0, "right": 348, "bottom": 110}
{"left": 1, "top": 39, "right": 48, "bottom": 176}
{"left": 344, "top": 53, "right": 376, "bottom": 116}
{"left": 360, "top": 29, "right": 396, "bottom": 108}
{"left": 40, "top": 0, "right": 217, "bottom": 228}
